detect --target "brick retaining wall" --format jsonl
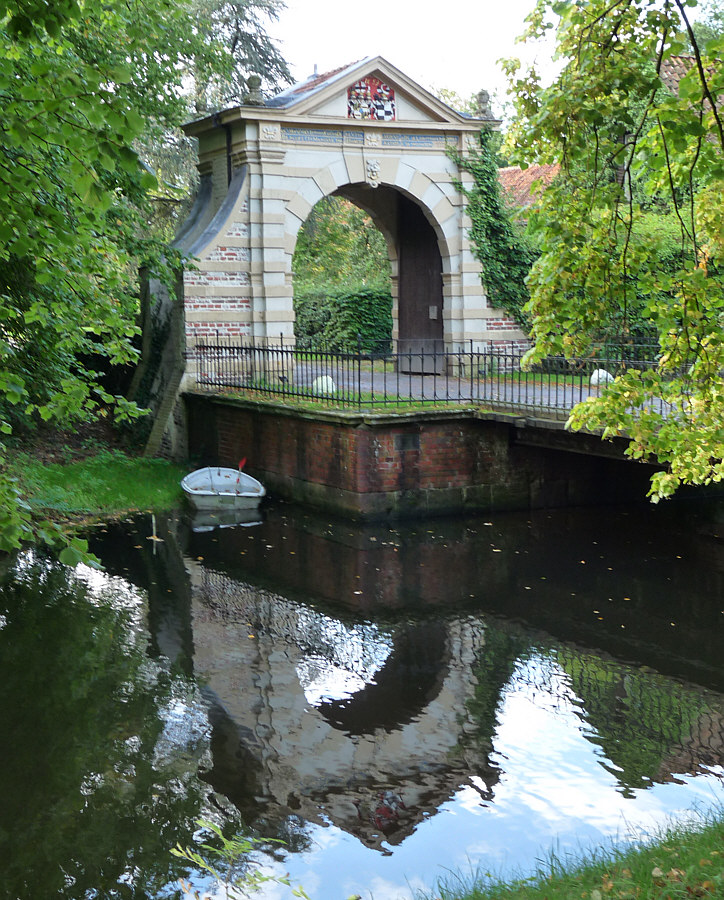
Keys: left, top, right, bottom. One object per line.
{"left": 184, "top": 392, "right": 655, "bottom": 519}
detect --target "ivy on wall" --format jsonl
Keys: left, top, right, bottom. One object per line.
{"left": 451, "top": 129, "right": 538, "bottom": 326}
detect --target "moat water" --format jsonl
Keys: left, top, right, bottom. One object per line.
{"left": 2, "top": 498, "right": 724, "bottom": 899}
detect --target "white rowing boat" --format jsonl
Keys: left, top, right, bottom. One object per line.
{"left": 181, "top": 464, "right": 266, "bottom": 510}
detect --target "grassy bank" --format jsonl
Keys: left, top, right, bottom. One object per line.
{"left": 427, "top": 809, "right": 724, "bottom": 900}
{"left": 8, "top": 448, "right": 187, "bottom": 519}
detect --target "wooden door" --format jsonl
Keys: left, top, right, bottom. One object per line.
{"left": 397, "top": 194, "right": 444, "bottom": 373}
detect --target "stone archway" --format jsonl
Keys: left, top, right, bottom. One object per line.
{"left": 177, "top": 57, "right": 527, "bottom": 367}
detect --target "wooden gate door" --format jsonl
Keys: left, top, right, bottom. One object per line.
{"left": 397, "top": 194, "right": 444, "bottom": 374}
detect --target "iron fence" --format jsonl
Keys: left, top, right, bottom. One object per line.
{"left": 190, "top": 335, "right": 662, "bottom": 420}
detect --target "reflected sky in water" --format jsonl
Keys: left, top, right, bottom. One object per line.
{"left": 2, "top": 499, "right": 724, "bottom": 899}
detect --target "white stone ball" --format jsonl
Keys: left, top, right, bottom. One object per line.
{"left": 590, "top": 368, "right": 614, "bottom": 386}
{"left": 312, "top": 375, "right": 336, "bottom": 395}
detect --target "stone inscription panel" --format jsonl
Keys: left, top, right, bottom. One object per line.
{"left": 281, "top": 126, "right": 366, "bottom": 146}
{"left": 381, "top": 133, "right": 449, "bottom": 149}
{"left": 282, "top": 127, "right": 343, "bottom": 145}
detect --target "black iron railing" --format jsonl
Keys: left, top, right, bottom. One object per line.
{"left": 190, "top": 336, "right": 662, "bottom": 420}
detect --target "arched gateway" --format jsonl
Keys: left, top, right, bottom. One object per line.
{"left": 139, "top": 58, "right": 528, "bottom": 454}
{"left": 177, "top": 57, "right": 525, "bottom": 361}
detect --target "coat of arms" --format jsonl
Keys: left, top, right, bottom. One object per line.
{"left": 347, "top": 77, "right": 396, "bottom": 121}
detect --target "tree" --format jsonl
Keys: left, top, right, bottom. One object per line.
{"left": 291, "top": 197, "right": 393, "bottom": 350}
{"left": 293, "top": 196, "right": 391, "bottom": 294}
{"left": 690, "top": 0, "right": 724, "bottom": 46}
{"left": 0, "top": 0, "right": 293, "bottom": 554}
{"left": 0, "top": 0, "right": 222, "bottom": 554}
{"left": 189, "top": 0, "right": 290, "bottom": 112}
{"left": 504, "top": 0, "right": 724, "bottom": 500}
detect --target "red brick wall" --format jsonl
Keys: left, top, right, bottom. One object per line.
{"left": 184, "top": 394, "right": 652, "bottom": 518}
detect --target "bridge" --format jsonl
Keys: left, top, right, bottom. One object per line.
{"left": 189, "top": 335, "right": 662, "bottom": 421}
{"left": 182, "top": 339, "right": 662, "bottom": 519}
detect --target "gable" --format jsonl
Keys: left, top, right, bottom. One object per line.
{"left": 268, "top": 57, "right": 491, "bottom": 127}
{"left": 308, "top": 74, "right": 449, "bottom": 123}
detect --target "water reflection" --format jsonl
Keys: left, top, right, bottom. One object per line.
{"left": 0, "top": 549, "right": 213, "bottom": 899}
{"left": 189, "top": 564, "right": 493, "bottom": 851}
{"left": 2, "top": 501, "right": 724, "bottom": 899}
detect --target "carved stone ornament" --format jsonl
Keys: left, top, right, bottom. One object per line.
{"left": 366, "top": 158, "right": 381, "bottom": 188}
{"left": 365, "top": 132, "right": 381, "bottom": 146}
{"left": 262, "top": 124, "right": 279, "bottom": 141}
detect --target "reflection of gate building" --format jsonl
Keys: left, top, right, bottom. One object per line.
{"left": 187, "top": 564, "right": 497, "bottom": 849}
{"left": 175, "top": 57, "right": 527, "bottom": 369}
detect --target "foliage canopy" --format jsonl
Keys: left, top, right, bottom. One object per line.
{"left": 504, "top": 0, "right": 724, "bottom": 499}
{"left": 0, "top": 0, "right": 285, "bottom": 554}
{"left": 292, "top": 197, "right": 393, "bottom": 352}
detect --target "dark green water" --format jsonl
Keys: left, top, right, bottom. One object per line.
{"left": 2, "top": 499, "right": 724, "bottom": 899}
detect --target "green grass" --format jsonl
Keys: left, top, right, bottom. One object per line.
{"left": 215, "top": 386, "right": 474, "bottom": 414}
{"left": 8, "top": 449, "right": 187, "bottom": 516}
{"left": 425, "top": 808, "right": 724, "bottom": 900}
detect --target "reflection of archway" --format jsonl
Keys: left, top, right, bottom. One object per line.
{"left": 186, "top": 563, "right": 495, "bottom": 850}
{"left": 317, "top": 620, "right": 449, "bottom": 734}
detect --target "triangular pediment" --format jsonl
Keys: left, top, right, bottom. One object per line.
{"left": 266, "top": 56, "right": 491, "bottom": 128}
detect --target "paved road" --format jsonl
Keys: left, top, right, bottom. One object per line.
{"left": 197, "top": 350, "right": 667, "bottom": 420}
{"left": 292, "top": 361, "right": 612, "bottom": 419}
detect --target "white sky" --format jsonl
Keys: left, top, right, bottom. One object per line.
{"left": 267, "top": 0, "right": 557, "bottom": 114}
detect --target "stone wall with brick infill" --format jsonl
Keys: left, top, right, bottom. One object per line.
{"left": 184, "top": 392, "right": 655, "bottom": 519}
